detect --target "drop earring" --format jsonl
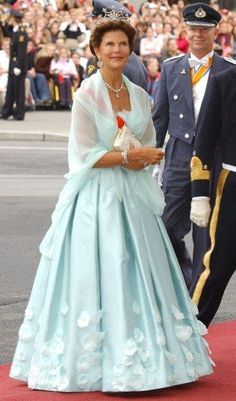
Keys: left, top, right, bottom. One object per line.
{"left": 97, "top": 58, "right": 103, "bottom": 68}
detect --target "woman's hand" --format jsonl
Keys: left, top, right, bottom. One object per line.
{"left": 93, "top": 148, "right": 164, "bottom": 170}
{"left": 128, "top": 147, "right": 165, "bottom": 165}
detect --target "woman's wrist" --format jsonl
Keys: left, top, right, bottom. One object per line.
{"left": 127, "top": 148, "right": 142, "bottom": 161}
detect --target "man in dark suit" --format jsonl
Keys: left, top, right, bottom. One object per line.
{"left": 190, "top": 66, "right": 236, "bottom": 326}
{"left": 86, "top": 0, "right": 147, "bottom": 91}
{"left": 1, "top": 9, "right": 28, "bottom": 120}
{"left": 152, "top": 2, "right": 235, "bottom": 289}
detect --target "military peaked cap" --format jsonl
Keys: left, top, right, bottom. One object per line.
{"left": 183, "top": 2, "right": 221, "bottom": 27}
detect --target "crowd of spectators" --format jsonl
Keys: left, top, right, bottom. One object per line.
{"left": 0, "top": 0, "right": 236, "bottom": 111}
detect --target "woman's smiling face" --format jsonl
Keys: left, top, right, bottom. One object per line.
{"left": 95, "top": 30, "right": 130, "bottom": 72}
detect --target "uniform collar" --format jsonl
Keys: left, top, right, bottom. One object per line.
{"left": 189, "top": 51, "right": 214, "bottom": 64}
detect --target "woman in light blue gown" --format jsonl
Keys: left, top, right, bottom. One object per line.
{"left": 10, "top": 16, "right": 214, "bottom": 393}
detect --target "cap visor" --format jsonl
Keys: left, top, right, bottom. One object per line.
{"left": 185, "top": 21, "right": 216, "bottom": 27}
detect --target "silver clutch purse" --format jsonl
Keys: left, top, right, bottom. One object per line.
{"left": 113, "top": 125, "right": 142, "bottom": 151}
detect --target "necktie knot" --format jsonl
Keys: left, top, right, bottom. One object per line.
{"left": 190, "top": 56, "right": 213, "bottom": 86}
{"left": 188, "top": 57, "right": 209, "bottom": 68}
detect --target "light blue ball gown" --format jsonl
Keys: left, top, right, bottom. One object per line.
{"left": 9, "top": 71, "right": 214, "bottom": 392}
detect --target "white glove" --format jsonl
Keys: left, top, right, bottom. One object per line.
{"left": 152, "top": 164, "right": 160, "bottom": 178}
{"left": 153, "top": 161, "right": 165, "bottom": 186}
{"left": 13, "top": 67, "right": 21, "bottom": 76}
{"left": 190, "top": 198, "right": 211, "bottom": 227}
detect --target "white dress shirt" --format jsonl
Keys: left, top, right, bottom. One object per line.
{"left": 190, "top": 51, "right": 214, "bottom": 123}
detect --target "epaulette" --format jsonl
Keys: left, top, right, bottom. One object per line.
{"left": 223, "top": 57, "right": 236, "bottom": 65}
{"left": 163, "top": 54, "right": 184, "bottom": 63}
{"left": 87, "top": 64, "right": 97, "bottom": 75}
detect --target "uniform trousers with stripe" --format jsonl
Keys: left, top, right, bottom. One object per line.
{"left": 161, "top": 137, "right": 211, "bottom": 289}
{"left": 191, "top": 169, "right": 236, "bottom": 327}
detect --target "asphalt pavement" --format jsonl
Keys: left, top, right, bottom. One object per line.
{"left": 0, "top": 136, "right": 68, "bottom": 364}
{"left": 0, "top": 107, "right": 69, "bottom": 365}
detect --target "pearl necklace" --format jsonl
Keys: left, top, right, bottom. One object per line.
{"left": 103, "top": 79, "right": 124, "bottom": 98}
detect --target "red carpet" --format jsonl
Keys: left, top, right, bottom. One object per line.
{"left": 1, "top": 321, "right": 235, "bottom": 401}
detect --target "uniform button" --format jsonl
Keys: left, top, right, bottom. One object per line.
{"left": 179, "top": 113, "right": 184, "bottom": 119}
{"left": 173, "top": 94, "right": 178, "bottom": 100}
{"left": 184, "top": 133, "right": 190, "bottom": 139}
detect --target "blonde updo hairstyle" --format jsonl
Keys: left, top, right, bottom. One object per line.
{"left": 89, "top": 19, "right": 136, "bottom": 62}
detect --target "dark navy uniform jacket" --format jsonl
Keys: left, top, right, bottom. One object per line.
{"left": 152, "top": 52, "right": 235, "bottom": 148}
{"left": 86, "top": 51, "right": 147, "bottom": 91}
{"left": 9, "top": 27, "right": 28, "bottom": 74}
{"left": 191, "top": 66, "right": 236, "bottom": 197}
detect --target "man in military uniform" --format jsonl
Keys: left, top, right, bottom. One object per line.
{"left": 86, "top": 0, "right": 147, "bottom": 91}
{"left": 1, "top": 9, "right": 28, "bottom": 120}
{"left": 190, "top": 66, "right": 236, "bottom": 326}
{"left": 152, "top": 3, "right": 235, "bottom": 289}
